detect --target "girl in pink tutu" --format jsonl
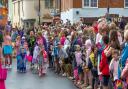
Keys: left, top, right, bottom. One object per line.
{"left": 3, "top": 31, "right": 13, "bottom": 69}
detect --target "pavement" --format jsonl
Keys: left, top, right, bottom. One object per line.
{"left": 6, "top": 62, "right": 78, "bottom": 89}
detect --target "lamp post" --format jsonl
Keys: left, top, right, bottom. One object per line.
{"left": 107, "top": 0, "right": 110, "bottom": 14}
{"left": 59, "top": 0, "right": 61, "bottom": 16}
{"left": 106, "top": 0, "right": 110, "bottom": 21}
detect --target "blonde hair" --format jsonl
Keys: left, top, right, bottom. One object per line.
{"left": 76, "top": 45, "right": 81, "bottom": 51}
{"left": 16, "top": 36, "right": 21, "bottom": 40}
{"left": 98, "top": 21, "right": 108, "bottom": 34}
{"left": 112, "top": 49, "right": 119, "bottom": 56}
{"left": 124, "top": 30, "right": 128, "bottom": 41}
{"left": 109, "top": 22, "right": 116, "bottom": 30}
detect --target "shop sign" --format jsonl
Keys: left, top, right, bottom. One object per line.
{"left": 111, "top": 17, "right": 122, "bottom": 22}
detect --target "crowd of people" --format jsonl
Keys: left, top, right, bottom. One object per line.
{"left": 0, "top": 17, "right": 128, "bottom": 89}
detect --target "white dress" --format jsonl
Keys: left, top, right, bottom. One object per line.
{"left": 32, "top": 45, "right": 39, "bottom": 64}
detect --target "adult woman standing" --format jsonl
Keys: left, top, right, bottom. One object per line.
{"left": 99, "top": 35, "right": 110, "bottom": 89}
{"left": 105, "top": 30, "right": 121, "bottom": 63}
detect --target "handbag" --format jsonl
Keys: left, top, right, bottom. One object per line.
{"left": 26, "top": 55, "right": 32, "bottom": 62}
{"left": 0, "top": 68, "right": 7, "bottom": 80}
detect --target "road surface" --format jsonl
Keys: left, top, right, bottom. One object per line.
{"left": 6, "top": 62, "right": 78, "bottom": 89}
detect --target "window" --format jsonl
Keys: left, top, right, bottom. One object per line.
{"left": 84, "top": 0, "right": 89, "bottom": 7}
{"left": 125, "top": 0, "right": 128, "bottom": 7}
{"left": 91, "top": 0, "right": 97, "bottom": 7}
{"left": 83, "top": 0, "right": 98, "bottom": 8}
{"left": 45, "top": 0, "right": 53, "bottom": 9}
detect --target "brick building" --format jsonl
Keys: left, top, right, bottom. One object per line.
{"left": 61, "top": 0, "right": 128, "bottom": 24}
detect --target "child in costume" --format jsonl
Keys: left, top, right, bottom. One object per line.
{"left": 16, "top": 37, "right": 27, "bottom": 73}
{"left": 83, "top": 39, "right": 92, "bottom": 89}
{"left": 38, "top": 44, "right": 44, "bottom": 77}
{"left": 75, "top": 45, "right": 83, "bottom": 86}
{"left": 3, "top": 31, "right": 13, "bottom": 69}
{"left": 109, "top": 50, "right": 120, "bottom": 89}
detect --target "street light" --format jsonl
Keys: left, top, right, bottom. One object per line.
{"left": 106, "top": 0, "right": 110, "bottom": 21}
{"left": 107, "top": 0, "right": 110, "bottom": 14}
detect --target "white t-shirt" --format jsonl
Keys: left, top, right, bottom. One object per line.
{"left": 109, "top": 59, "right": 119, "bottom": 81}
{"left": 96, "top": 33, "right": 102, "bottom": 44}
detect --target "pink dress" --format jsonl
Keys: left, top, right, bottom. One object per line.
{"left": 0, "top": 47, "right": 5, "bottom": 89}
{"left": 75, "top": 51, "right": 82, "bottom": 66}
{"left": 0, "top": 64, "right": 6, "bottom": 89}
{"left": 42, "top": 50, "right": 48, "bottom": 74}
{"left": 60, "top": 36, "right": 66, "bottom": 46}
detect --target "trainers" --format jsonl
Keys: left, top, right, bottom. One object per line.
{"left": 86, "top": 85, "right": 92, "bottom": 89}
{"left": 9, "top": 65, "right": 12, "bottom": 69}
{"left": 6, "top": 65, "right": 9, "bottom": 69}
{"left": 68, "top": 76, "right": 73, "bottom": 80}
{"left": 62, "top": 73, "right": 66, "bottom": 77}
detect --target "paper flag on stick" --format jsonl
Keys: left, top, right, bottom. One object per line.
{"left": 0, "top": 15, "right": 3, "bottom": 19}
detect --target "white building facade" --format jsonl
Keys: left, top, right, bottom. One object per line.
{"left": 12, "top": 0, "right": 55, "bottom": 28}
{"left": 61, "top": 0, "right": 128, "bottom": 24}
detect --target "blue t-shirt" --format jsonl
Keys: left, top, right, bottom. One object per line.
{"left": 121, "top": 42, "right": 128, "bottom": 68}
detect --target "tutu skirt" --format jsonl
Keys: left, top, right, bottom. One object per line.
{"left": 3, "top": 45, "right": 13, "bottom": 55}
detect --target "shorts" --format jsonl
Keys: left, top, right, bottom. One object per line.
{"left": 3, "top": 45, "right": 13, "bottom": 55}
{"left": 102, "top": 75, "right": 110, "bottom": 86}
{"left": 78, "top": 65, "right": 83, "bottom": 74}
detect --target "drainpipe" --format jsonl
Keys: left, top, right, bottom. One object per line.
{"left": 60, "top": 0, "right": 61, "bottom": 17}
{"left": 18, "top": 0, "right": 20, "bottom": 27}
{"left": 39, "top": 0, "right": 41, "bottom": 25}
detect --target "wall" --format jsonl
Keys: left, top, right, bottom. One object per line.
{"left": 61, "top": 9, "right": 73, "bottom": 23}
{"left": 8, "top": 0, "right": 13, "bottom": 22}
{"left": 61, "top": 0, "right": 125, "bottom": 11}
{"left": 61, "top": 8, "right": 128, "bottom": 24}
{"left": 99, "top": 0, "right": 124, "bottom": 8}
{"left": 13, "top": 1, "right": 19, "bottom": 27}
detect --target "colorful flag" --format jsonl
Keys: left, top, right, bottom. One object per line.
{"left": 0, "top": 15, "right": 3, "bottom": 19}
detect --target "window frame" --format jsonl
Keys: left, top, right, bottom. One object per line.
{"left": 124, "top": 0, "right": 128, "bottom": 8}
{"left": 82, "top": 0, "right": 98, "bottom": 8}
